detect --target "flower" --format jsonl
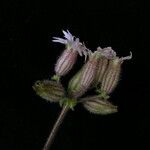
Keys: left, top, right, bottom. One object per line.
{"left": 101, "top": 51, "right": 132, "bottom": 94}
{"left": 52, "top": 30, "right": 88, "bottom": 77}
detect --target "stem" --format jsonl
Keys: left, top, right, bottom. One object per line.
{"left": 42, "top": 105, "right": 69, "bottom": 150}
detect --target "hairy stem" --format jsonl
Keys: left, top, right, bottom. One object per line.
{"left": 42, "top": 105, "right": 69, "bottom": 150}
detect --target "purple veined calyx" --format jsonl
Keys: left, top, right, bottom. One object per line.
{"left": 68, "top": 50, "right": 101, "bottom": 99}
{"left": 92, "top": 47, "right": 117, "bottom": 87}
{"left": 100, "top": 51, "right": 132, "bottom": 95}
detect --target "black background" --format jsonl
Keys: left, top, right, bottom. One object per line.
{"left": 0, "top": 0, "right": 149, "bottom": 150}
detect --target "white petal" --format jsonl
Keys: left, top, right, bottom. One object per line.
{"left": 120, "top": 51, "right": 132, "bottom": 61}
{"left": 67, "top": 30, "right": 74, "bottom": 41}
{"left": 97, "top": 47, "right": 103, "bottom": 52}
{"left": 52, "top": 37, "right": 67, "bottom": 44}
{"left": 77, "top": 48, "right": 83, "bottom": 56}
{"left": 62, "top": 30, "right": 74, "bottom": 42}
{"left": 83, "top": 49, "right": 88, "bottom": 61}
{"left": 73, "top": 38, "right": 80, "bottom": 49}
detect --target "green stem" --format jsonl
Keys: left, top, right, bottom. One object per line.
{"left": 42, "top": 105, "right": 69, "bottom": 150}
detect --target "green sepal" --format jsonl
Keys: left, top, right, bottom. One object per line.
{"left": 59, "top": 98, "right": 77, "bottom": 110}
{"left": 96, "top": 88, "right": 110, "bottom": 100}
{"left": 51, "top": 75, "right": 60, "bottom": 83}
{"left": 82, "top": 95, "right": 118, "bottom": 115}
{"left": 33, "top": 80, "right": 65, "bottom": 103}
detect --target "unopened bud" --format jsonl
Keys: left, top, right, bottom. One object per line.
{"left": 80, "top": 51, "right": 100, "bottom": 88}
{"left": 93, "top": 47, "right": 116, "bottom": 86}
{"left": 101, "top": 51, "right": 132, "bottom": 94}
{"left": 68, "top": 51, "right": 101, "bottom": 98}
{"left": 33, "top": 80, "right": 65, "bottom": 102}
{"left": 53, "top": 30, "right": 87, "bottom": 76}
{"left": 82, "top": 95, "right": 117, "bottom": 115}
{"left": 68, "top": 66, "right": 84, "bottom": 98}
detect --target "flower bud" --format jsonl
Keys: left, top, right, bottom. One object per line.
{"left": 101, "top": 51, "right": 132, "bottom": 94}
{"left": 68, "top": 66, "right": 84, "bottom": 98}
{"left": 52, "top": 30, "right": 87, "bottom": 76}
{"left": 81, "top": 51, "right": 100, "bottom": 87}
{"left": 68, "top": 50, "right": 101, "bottom": 98}
{"left": 93, "top": 47, "right": 116, "bottom": 86}
{"left": 33, "top": 80, "right": 65, "bottom": 102}
{"left": 82, "top": 95, "right": 117, "bottom": 115}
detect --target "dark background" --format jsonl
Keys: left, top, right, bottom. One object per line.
{"left": 0, "top": 0, "right": 149, "bottom": 150}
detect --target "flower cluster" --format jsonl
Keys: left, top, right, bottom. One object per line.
{"left": 33, "top": 30, "right": 132, "bottom": 115}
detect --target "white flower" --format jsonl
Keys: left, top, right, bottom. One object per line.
{"left": 52, "top": 30, "right": 87, "bottom": 57}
